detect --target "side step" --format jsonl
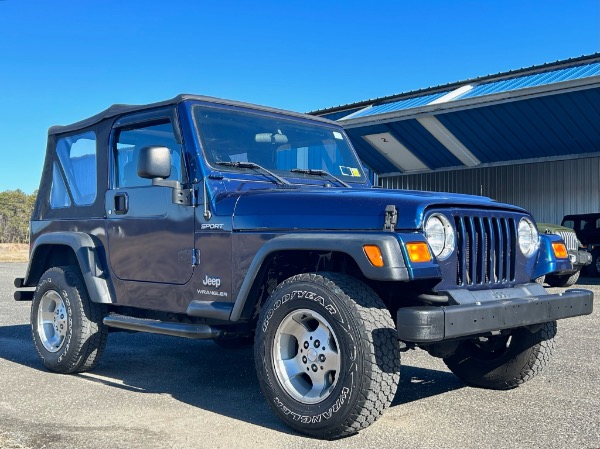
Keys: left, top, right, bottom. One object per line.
{"left": 103, "top": 315, "right": 222, "bottom": 340}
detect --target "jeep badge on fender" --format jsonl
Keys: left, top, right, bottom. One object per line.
{"left": 14, "top": 94, "right": 593, "bottom": 440}
{"left": 202, "top": 275, "right": 221, "bottom": 288}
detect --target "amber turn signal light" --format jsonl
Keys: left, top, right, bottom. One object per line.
{"left": 406, "top": 242, "right": 432, "bottom": 263}
{"left": 363, "top": 245, "right": 384, "bottom": 267}
{"left": 552, "top": 242, "right": 568, "bottom": 259}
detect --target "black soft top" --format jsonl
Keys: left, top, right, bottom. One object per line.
{"left": 49, "top": 94, "right": 336, "bottom": 135}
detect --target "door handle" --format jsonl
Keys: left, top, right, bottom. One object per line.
{"left": 114, "top": 192, "right": 129, "bottom": 215}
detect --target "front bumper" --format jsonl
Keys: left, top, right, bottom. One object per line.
{"left": 397, "top": 285, "right": 593, "bottom": 343}
{"left": 570, "top": 249, "right": 592, "bottom": 269}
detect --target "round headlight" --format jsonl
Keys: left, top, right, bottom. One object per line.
{"left": 518, "top": 217, "right": 539, "bottom": 258}
{"left": 425, "top": 213, "right": 455, "bottom": 260}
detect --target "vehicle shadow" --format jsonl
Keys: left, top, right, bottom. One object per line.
{"left": 392, "top": 363, "right": 464, "bottom": 406}
{"left": 0, "top": 324, "right": 40, "bottom": 369}
{"left": 0, "top": 325, "right": 464, "bottom": 434}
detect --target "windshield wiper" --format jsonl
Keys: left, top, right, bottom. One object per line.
{"left": 290, "top": 168, "right": 350, "bottom": 188}
{"left": 215, "top": 161, "right": 291, "bottom": 186}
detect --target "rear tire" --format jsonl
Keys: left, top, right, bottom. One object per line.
{"left": 255, "top": 272, "right": 400, "bottom": 439}
{"left": 546, "top": 270, "right": 580, "bottom": 287}
{"left": 443, "top": 321, "right": 557, "bottom": 390}
{"left": 31, "top": 266, "right": 108, "bottom": 374}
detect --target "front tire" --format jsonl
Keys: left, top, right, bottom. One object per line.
{"left": 31, "top": 266, "right": 108, "bottom": 374}
{"left": 533, "top": 275, "right": 545, "bottom": 285}
{"left": 255, "top": 273, "right": 400, "bottom": 439}
{"left": 443, "top": 321, "right": 557, "bottom": 390}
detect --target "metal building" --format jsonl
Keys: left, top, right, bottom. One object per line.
{"left": 311, "top": 54, "right": 600, "bottom": 224}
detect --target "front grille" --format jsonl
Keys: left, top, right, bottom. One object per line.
{"left": 556, "top": 230, "right": 578, "bottom": 251}
{"left": 454, "top": 215, "right": 516, "bottom": 286}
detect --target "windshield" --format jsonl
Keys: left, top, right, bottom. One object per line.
{"left": 193, "top": 104, "right": 366, "bottom": 183}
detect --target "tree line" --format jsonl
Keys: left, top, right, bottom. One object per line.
{"left": 0, "top": 190, "right": 37, "bottom": 244}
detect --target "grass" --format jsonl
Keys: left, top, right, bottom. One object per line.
{"left": 0, "top": 243, "right": 29, "bottom": 263}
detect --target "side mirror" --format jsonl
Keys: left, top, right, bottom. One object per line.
{"left": 138, "top": 146, "right": 171, "bottom": 180}
{"left": 136, "top": 146, "right": 192, "bottom": 206}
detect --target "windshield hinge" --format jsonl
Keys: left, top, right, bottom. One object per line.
{"left": 383, "top": 205, "right": 397, "bottom": 231}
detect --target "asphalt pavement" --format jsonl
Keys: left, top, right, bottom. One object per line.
{"left": 1, "top": 262, "right": 598, "bottom": 449}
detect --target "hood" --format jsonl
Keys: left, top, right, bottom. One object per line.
{"left": 230, "top": 187, "right": 527, "bottom": 231}
{"left": 537, "top": 223, "right": 576, "bottom": 234}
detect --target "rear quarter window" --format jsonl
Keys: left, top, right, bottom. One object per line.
{"left": 55, "top": 131, "right": 97, "bottom": 206}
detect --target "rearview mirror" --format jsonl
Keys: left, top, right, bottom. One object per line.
{"left": 255, "top": 133, "right": 288, "bottom": 144}
{"left": 138, "top": 146, "right": 171, "bottom": 179}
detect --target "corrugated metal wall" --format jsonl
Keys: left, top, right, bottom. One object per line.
{"left": 379, "top": 156, "right": 600, "bottom": 224}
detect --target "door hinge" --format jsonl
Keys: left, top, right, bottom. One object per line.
{"left": 383, "top": 205, "right": 397, "bottom": 231}
{"left": 172, "top": 187, "right": 193, "bottom": 206}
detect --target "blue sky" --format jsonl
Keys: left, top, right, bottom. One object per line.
{"left": 1, "top": 0, "right": 598, "bottom": 193}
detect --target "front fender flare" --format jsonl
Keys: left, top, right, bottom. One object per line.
{"left": 229, "top": 233, "right": 409, "bottom": 321}
{"left": 531, "top": 234, "right": 573, "bottom": 279}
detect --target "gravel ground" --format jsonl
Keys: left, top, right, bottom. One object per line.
{"left": 1, "top": 262, "right": 598, "bottom": 449}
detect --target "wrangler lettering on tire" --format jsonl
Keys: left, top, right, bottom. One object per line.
{"left": 254, "top": 273, "right": 400, "bottom": 439}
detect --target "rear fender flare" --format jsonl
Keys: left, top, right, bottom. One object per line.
{"left": 25, "top": 232, "right": 114, "bottom": 304}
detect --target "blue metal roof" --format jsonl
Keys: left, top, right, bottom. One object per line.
{"left": 319, "top": 107, "right": 364, "bottom": 121}
{"left": 343, "top": 91, "right": 449, "bottom": 120}
{"left": 311, "top": 54, "right": 600, "bottom": 118}
{"left": 313, "top": 54, "right": 600, "bottom": 176}
{"left": 457, "top": 61, "right": 600, "bottom": 100}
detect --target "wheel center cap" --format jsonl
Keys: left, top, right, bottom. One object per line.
{"left": 307, "top": 348, "right": 318, "bottom": 362}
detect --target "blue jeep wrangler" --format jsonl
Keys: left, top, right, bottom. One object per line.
{"left": 14, "top": 95, "right": 593, "bottom": 439}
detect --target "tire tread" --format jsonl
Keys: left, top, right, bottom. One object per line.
{"left": 261, "top": 272, "right": 400, "bottom": 439}
{"left": 32, "top": 266, "right": 107, "bottom": 374}
{"left": 444, "top": 321, "right": 557, "bottom": 390}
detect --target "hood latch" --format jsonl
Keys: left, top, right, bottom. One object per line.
{"left": 383, "top": 205, "right": 397, "bottom": 231}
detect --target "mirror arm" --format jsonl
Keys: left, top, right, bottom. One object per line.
{"left": 152, "top": 178, "right": 179, "bottom": 189}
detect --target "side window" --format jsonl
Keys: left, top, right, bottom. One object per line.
{"left": 114, "top": 121, "right": 183, "bottom": 188}
{"left": 562, "top": 220, "right": 574, "bottom": 229}
{"left": 55, "top": 131, "right": 97, "bottom": 206}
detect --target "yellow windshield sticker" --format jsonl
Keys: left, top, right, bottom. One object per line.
{"left": 340, "top": 166, "right": 361, "bottom": 177}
